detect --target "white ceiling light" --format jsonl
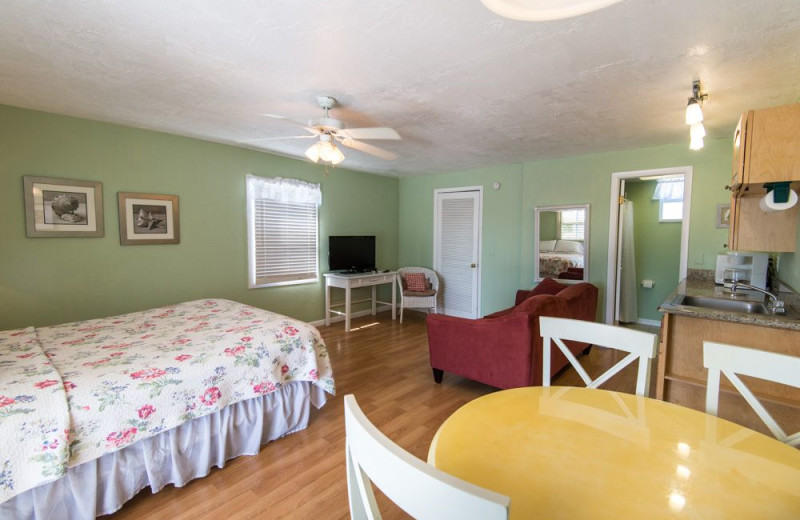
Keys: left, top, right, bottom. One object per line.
{"left": 479, "top": 0, "right": 623, "bottom": 21}
{"left": 685, "top": 80, "right": 708, "bottom": 150}
{"left": 305, "top": 134, "right": 345, "bottom": 165}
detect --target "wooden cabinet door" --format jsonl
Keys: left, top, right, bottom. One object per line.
{"left": 730, "top": 194, "right": 799, "bottom": 252}
{"left": 731, "top": 112, "right": 749, "bottom": 186}
{"left": 747, "top": 103, "right": 800, "bottom": 184}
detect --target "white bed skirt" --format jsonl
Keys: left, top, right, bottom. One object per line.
{"left": 1, "top": 381, "right": 327, "bottom": 520}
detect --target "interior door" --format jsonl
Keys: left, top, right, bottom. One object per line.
{"left": 613, "top": 179, "right": 626, "bottom": 324}
{"left": 434, "top": 189, "right": 481, "bottom": 319}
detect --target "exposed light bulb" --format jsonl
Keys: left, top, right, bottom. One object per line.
{"left": 685, "top": 99, "right": 703, "bottom": 125}
{"left": 689, "top": 135, "right": 704, "bottom": 150}
{"left": 690, "top": 122, "right": 706, "bottom": 139}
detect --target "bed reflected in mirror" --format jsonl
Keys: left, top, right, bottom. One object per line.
{"left": 535, "top": 204, "right": 590, "bottom": 282}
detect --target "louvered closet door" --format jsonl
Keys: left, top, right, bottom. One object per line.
{"left": 434, "top": 189, "right": 482, "bottom": 319}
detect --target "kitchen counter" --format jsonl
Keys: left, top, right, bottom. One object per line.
{"left": 655, "top": 276, "right": 800, "bottom": 436}
{"left": 658, "top": 277, "right": 800, "bottom": 331}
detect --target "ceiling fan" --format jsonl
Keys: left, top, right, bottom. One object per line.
{"left": 252, "top": 96, "right": 401, "bottom": 165}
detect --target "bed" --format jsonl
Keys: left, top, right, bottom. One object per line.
{"left": 538, "top": 252, "right": 585, "bottom": 278}
{"left": 0, "top": 299, "right": 335, "bottom": 520}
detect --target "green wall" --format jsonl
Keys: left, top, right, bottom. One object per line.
{"left": 538, "top": 212, "right": 558, "bottom": 241}
{"left": 400, "top": 138, "right": 736, "bottom": 319}
{"left": 625, "top": 180, "right": 681, "bottom": 322}
{"left": 398, "top": 165, "right": 524, "bottom": 314}
{"left": 0, "top": 105, "right": 399, "bottom": 329}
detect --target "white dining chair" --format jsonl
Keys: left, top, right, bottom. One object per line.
{"left": 397, "top": 267, "right": 439, "bottom": 324}
{"left": 703, "top": 341, "right": 800, "bottom": 446}
{"left": 539, "top": 317, "right": 658, "bottom": 396}
{"left": 344, "top": 394, "right": 510, "bottom": 520}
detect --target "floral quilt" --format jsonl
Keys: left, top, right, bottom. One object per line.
{"left": 539, "top": 252, "right": 584, "bottom": 278}
{"left": 0, "top": 328, "right": 71, "bottom": 503}
{"left": 0, "top": 299, "right": 335, "bottom": 504}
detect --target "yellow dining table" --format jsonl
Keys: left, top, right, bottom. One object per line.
{"left": 428, "top": 386, "right": 800, "bottom": 520}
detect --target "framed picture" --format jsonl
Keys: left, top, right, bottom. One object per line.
{"left": 23, "top": 176, "right": 104, "bottom": 238}
{"left": 118, "top": 192, "right": 180, "bottom": 245}
{"left": 716, "top": 203, "right": 731, "bottom": 228}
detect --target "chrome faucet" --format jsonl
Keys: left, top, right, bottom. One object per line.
{"left": 730, "top": 282, "right": 786, "bottom": 314}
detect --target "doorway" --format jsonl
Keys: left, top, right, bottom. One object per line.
{"left": 606, "top": 167, "right": 693, "bottom": 325}
{"left": 433, "top": 187, "right": 482, "bottom": 319}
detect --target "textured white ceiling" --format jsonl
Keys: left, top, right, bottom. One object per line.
{"left": 1, "top": 0, "right": 798, "bottom": 176}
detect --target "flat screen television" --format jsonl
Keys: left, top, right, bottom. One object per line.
{"left": 328, "top": 235, "right": 376, "bottom": 273}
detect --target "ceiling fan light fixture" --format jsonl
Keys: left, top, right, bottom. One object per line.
{"left": 479, "top": 0, "right": 624, "bottom": 21}
{"left": 305, "top": 134, "right": 345, "bottom": 165}
{"left": 304, "top": 142, "right": 322, "bottom": 163}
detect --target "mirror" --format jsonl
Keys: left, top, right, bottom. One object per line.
{"left": 535, "top": 204, "right": 590, "bottom": 282}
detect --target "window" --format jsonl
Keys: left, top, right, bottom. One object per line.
{"left": 659, "top": 199, "right": 683, "bottom": 222}
{"left": 246, "top": 175, "right": 321, "bottom": 288}
{"left": 652, "top": 177, "right": 684, "bottom": 222}
{"left": 558, "top": 208, "right": 585, "bottom": 240}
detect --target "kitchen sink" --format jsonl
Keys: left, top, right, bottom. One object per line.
{"left": 677, "top": 295, "right": 769, "bottom": 315}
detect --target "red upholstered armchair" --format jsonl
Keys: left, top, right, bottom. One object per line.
{"left": 426, "top": 279, "right": 599, "bottom": 389}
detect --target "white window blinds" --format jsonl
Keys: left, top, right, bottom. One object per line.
{"left": 558, "top": 209, "right": 585, "bottom": 241}
{"left": 246, "top": 175, "right": 321, "bottom": 287}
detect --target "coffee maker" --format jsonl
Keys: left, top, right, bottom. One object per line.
{"left": 714, "top": 251, "right": 769, "bottom": 289}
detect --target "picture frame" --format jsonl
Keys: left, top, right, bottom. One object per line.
{"left": 716, "top": 203, "right": 731, "bottom": 229}
{"left": 118, "top": 192, "right": 180, "bottom": 245}
{"left": 23, "top": 176, "right": 104, "bottom": 238}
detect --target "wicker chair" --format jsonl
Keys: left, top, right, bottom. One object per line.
{"left": 397, "top": 267, "right": 439, "bottom": 323}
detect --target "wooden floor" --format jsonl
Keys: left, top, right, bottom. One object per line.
{"left": 105, "top": 310, "right": 643, "bottom": 520}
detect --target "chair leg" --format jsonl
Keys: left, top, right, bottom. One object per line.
{"left": 432, "top": 368, "right": 443, "bottom": 384}
{"left": 400, "top": 306, "right": 404, "bottom": 324}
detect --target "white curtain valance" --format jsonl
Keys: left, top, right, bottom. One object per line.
{"left": 652, "top": 178, "right": 684, "bottom": 201}
{"left": 247, "top": 175, "right": 322, "bottom": 206}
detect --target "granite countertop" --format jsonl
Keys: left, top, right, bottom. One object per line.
{"left": 658, "top": 277, "right": 800, "bottom": 332}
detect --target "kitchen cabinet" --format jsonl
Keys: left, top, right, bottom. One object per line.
{"left": 731, "top": 102, "right": 800, "bottom": 187}
{"left": 727, "top": 192, "right": 798, "bottom": 252}
{"left": 656, "top": 312, "right": 800, "bottom": 438}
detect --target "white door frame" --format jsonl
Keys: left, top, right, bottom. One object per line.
{"left": 605, "top": 166, "right": 693, "bottom": 324}
{"left": 433, "top": 186, "right": 483, "bottom": 318}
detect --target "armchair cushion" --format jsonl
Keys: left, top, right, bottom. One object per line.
{"left": 404, "top": 272, "right": 429, "bottom": 291}
{"left": 512, "top": 277, "right": 567, "bottom": 307}
{"left": 404, "top": 289, "right": 437, "bottom": 297}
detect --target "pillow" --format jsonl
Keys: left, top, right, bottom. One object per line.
{"left": 404, "top": 272, "right": 429, "bottom": 292}
{"left": 539, "top": 240, "right": 557, "bottom": 253}
{"left": 529, "top": 277, "right": 566, "bottom": 297}
{"left": 555, "top": 240, "right": 584, "bottom": 254}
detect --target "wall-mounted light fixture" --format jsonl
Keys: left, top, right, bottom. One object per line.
{"left": 686, "top": 80, "right": 708, "bottom": 150}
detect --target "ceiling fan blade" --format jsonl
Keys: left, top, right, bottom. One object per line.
{"left": 262, "top": 113, "right": 320, "bottom": 133}
{"left": 339, "top": 138, "right": 397, "bottom": 160}
{"left": 339, "top": 127, "right": 401, "bottom": 141}
{"left": 244, "top": 134, "right": 318, "bottom": 143}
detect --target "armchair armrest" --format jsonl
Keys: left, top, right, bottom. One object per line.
{"left": 426, "top": 312, "right": 533, "bottom": 389}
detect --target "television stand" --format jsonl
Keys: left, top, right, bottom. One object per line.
{"left": 324, "top": 271, "right": 397, "bottom": 332}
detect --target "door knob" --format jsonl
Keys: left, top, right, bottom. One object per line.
{"left": 470, "top": 263, "right": 477, "bottom": 268}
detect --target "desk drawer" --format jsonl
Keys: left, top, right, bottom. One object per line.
{"left": 352, "top": 274, "right": 393, "bottom": 287}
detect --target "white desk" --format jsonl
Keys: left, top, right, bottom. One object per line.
{"left": 324, "top": 271, "right": 397, "bottom": 332}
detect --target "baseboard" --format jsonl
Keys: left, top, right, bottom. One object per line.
{"left": 636, "top": 318, "right": 661, "bottom": 328}
{"left": 309, "top": 304, "right": 392, "bottom": 327}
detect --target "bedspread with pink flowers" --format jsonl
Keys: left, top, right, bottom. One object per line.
{"left": 0, "top": 299, "right": 334, "bottom": 503}
{"left": 0, "top": 327, "right": 71, "bottom": 503}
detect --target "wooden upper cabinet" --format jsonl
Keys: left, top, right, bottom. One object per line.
{"left": 733, "top": 103, "right": 800, "bottom": 186}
